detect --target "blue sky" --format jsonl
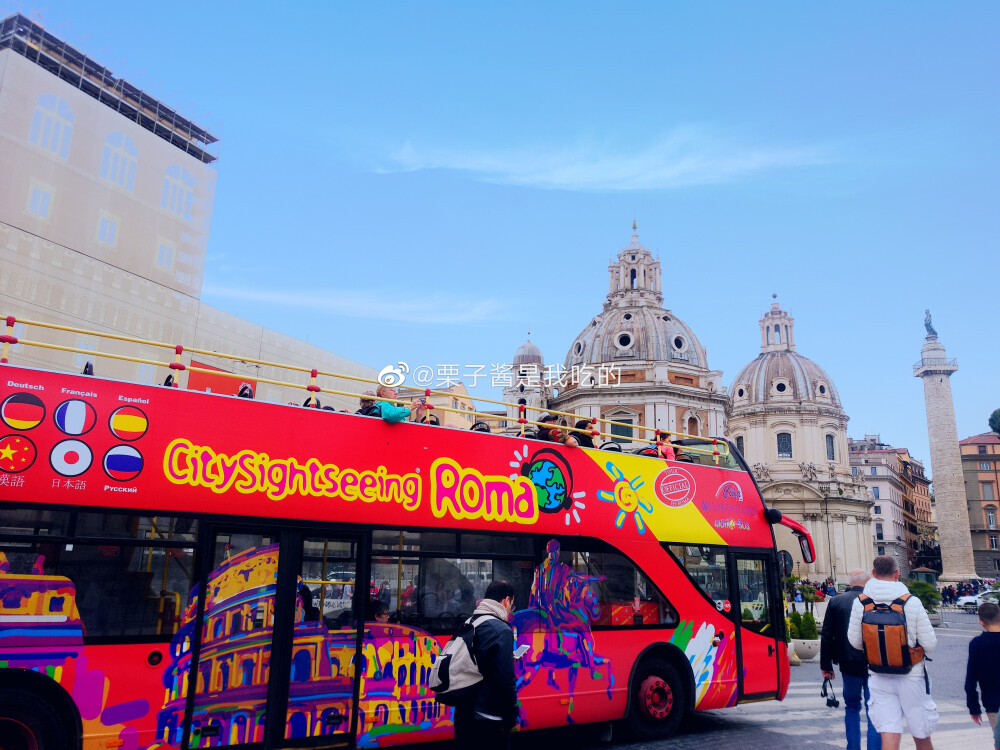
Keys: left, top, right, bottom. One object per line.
{"left": 7, "top": 1, "right": 998, "bottom": 473}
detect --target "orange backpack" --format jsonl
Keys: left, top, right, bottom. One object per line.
{"left": 858, "top": 593, "right": 924, "bottom": 674}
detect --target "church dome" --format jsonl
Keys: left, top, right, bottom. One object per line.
{"left": 564, "top": 223, "right": 708, "bottom": 369}
{"left": 513, "top": 339, "right": 544, "bottom": 366}
{"left": 730, "top": 297, "right": 841, "bottom": 408}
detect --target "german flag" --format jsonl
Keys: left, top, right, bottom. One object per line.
{"left": 109, "top": 406, "right": 148, "bottom": 441}
{"left": 0, "top": 434, "right": 36, "bottom": 472}
{"left": 1, "top": 393, "right": 45, "bottom": 431}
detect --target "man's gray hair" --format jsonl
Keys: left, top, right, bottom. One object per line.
{"left": 848, "top": 569, "right": 870, "bottom": 587}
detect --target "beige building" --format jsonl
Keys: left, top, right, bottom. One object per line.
{"left": 397, "top": 383, "right": 478, "bottom": 429}
{"left": 506, "top": 224, "right": 727, "bottom": 445}
{"left": 728, "top": 297, "right": 873, "bottom": 584}
{"left": 0, "top": 14, "right": 373, "bottom": 405}
{"left": 959, "top": 432, "right": 1000, "bottom": 577}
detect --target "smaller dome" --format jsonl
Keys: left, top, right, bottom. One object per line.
{"left": 513, "top": 339, "right": 543, "bottom": 366}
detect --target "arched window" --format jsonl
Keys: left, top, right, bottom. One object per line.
{"left": 100, "top": 133, "right": 138, "bottom": 191}
{"left": 825, "top": 434, "right": 836, "bottom": 461}
{"left": 29, "top": 94, "right": 73, "bottom": 158}
{"left": 987, "top": 506, "right": 997, "bottom": 529}
{"left": 161, "top": 165, "right": 196, "bottom": 220}
{"left": 687, "top": 417, "right": 698, "bottom": 436}
{"left": 735, "top": 435, "right": 745, "bottom": 456}
{"left": 774, "top": 324, "right": 781, "bottom": 345}
{"left": 630, "top": 268, "right": 638, "bottom": 289}
{"left": 776, "top": 432, "right": 792, "bottom": 459}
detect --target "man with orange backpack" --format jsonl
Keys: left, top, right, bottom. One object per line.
{"left": 847, "top": 556, "right": 938, "bottom": 750}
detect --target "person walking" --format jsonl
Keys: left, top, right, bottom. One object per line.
{"left": 965, "top": 601, "right": 1000, "bottom": 750}
{"left": 822, "top": 569, "right": 881, "bottom": 750}
{"left": 453, "top": 579, "right": 519, "bottom": 750}
{"left": 847, "top": 556, "right": 937, "bottom": 750}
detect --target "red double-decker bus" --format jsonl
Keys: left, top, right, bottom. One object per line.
{"left": 0, "top": 318, "right": 814, "bottom": 749}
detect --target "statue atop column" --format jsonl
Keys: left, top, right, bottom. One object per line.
{"left": 924, "top": 309, "right": 937, "bottom": 337}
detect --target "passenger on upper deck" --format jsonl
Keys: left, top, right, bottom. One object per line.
{"left": 573, "top": 419, "right": 595, "bottom": 448}
{"left": 356, "top": 391, "right": 379, "bottom": 416}
{"left": 471, "top": 421, "right": 491, "bottom": 433}
{"left": 374, "top": 384, "right": 426, "bottom": 424}
{"left": 537, "top": 414, "right": 579, "bottom": 448}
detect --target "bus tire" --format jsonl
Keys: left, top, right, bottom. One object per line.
{"left": 626, "top": 657, "right": 686, "bottom": 740}
{"left": 0, "top": 688, "right": 72, "bottom": 750}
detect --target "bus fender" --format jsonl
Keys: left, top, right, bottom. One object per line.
{"left": 627, "top": 641, "right": 696, "bottom": 712}
{"left": 0, "top": 666, "right": 82, "bottom": 749}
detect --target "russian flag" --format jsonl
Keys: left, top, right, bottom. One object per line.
{"left": 109, "top": 406, "right": 148, "bottom": 441}
{"left": 103, "top": 445, "right": 143, "bottom": 481}
{"left": 54, "top": 399, "right": 97, "bottom": 435}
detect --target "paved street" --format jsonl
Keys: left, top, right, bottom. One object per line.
{"left": 505, "top": 609, "right": 995, "bottom": 750}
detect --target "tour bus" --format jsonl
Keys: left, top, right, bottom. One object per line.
{"left": 0, "top": 317, "right": 815, "bottom": 750}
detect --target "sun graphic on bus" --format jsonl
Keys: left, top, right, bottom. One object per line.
{"left": 509, "top": 445, "right": 585, "bottom": 525}
{"left": 597, "top": 461, "right": 653, "bottom": 534}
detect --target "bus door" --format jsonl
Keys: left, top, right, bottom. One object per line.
{"left": 729, "top": 551, "right": 780, "bottom": 700}
{"left": 183, "top": 527, "right": 362, "bottom": 749}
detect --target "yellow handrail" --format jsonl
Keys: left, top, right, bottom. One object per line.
{"left": 1, "top": 314, "right": 730, "bottom": 463}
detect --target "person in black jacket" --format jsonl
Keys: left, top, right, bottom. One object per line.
{"left": 454, "top": 579, "right": 518, "bottom": 749}
{"left": 821, "top": 569, "right": 881, "bottom": 750}
{"left": 965, "top": 601, "right": 1000, "bottom": 748}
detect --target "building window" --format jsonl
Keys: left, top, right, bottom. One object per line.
{"left": 27, "top": 183, "right": 53, "bottom": 219}
{"left": 735, "top": 436, "right": 744, "bottom": 456}
{"left": 871, "top": 467, "right": 877, "bottom": 476}
{"left": 100, "top": 133, "right": 138, "bottom": 191}
{"left": 875, "top": 522, "right": 884, "bottom": 541}
{"left": 873, "top": 505, "right": 881, "bottom": 515}
{"left": 73, "top": 339, "right": 97, "bottom": 369}
{"left": 137, "top": 362, "right": 155, "bottom": 384}
{"left": 980, "top": 461, "right": 991, "bottom": 470}
{"left": 979, "top": 445, "right": 988, "bottom": 454}
{"left": 990, "top": 535, "right": 999, "bottom": 551}
{"left": 851, "top": 466, "right": 858, "bottom": 475}
{"left": 157, "top": 242, "right": 175, "bottom": 269}
{"left": 776, "top": 432, "right": 792, "bottom": 459}
{"left": 986, "top": 508, "right": 997, "bottom": 529}
{"left": 28, "top": 94, "right": 73, "bottom": 158}
{"left": 687, "top": 417, "right": 699, "bottom": 437}
{"left": 877, "top": 545, "right": 885, "bottom": 556}
{"left": 610, "top": 419, "right": 634, "bottom": 444}
{"left": 97, "top": 214, "right": 119, "bottom": 247}
{"left": 983, "top": 483, "right": 996, "bottom": 502}
{"left": 826, "top": 434, "right": 836, "bottom": 461}
{"left": 872, "top": 487, "right": 880, "bottom": 500}
{"left": 161, "top": 165, "right": 196, "bottom": 220}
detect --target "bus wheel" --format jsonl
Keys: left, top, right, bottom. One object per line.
{"left": 627, "top": 658, "right": 686, "bottom": 739}
{"left": 0, "top": 689, "right": 71, "bottom": 750}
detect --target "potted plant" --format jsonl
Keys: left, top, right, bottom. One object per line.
{"left": 785, "top": 613, "right": 801, "bottom": 666}
{"left": 791, "top": 610, "right": 820, "bottom": 661}
{"left": 906, "top": 579, "right": 942, "bottom": 627}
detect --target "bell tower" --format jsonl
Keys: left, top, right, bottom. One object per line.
{"left": 759, "top": 294, "right": 796, "bottom": 353}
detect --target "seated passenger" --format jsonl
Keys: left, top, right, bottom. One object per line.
{"left": 370, "top": 600, "right": 390, "bottom": 623}
{"left": 573, "top": 419, "right": 595, "bottom": 448}
{"left": 374, "top": 384, "right": 426, "bottom": 423}
{"left": 421, "top": 414, "right": 441, "bottom": 426}
{"left": 470, "top": 421, "right": 491, "bottom": 433}
{"left": 537, "top": 414, "right": 579, "bottom": 447}
{"left": 356, "top": 390, "right": 379, "bottom": 416}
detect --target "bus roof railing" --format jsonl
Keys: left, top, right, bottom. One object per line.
{"left": 0, "top": 314, "right": 730, "bottom": 464}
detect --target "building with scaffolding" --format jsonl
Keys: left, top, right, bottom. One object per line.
{"left": 0, "top": 13, "right": 373, "bottom": 404}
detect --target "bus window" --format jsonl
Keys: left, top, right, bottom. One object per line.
{"left": 734, "top": 557, "right": 771, "bottom": 635}
{"left": 372, "top": 529, "right": 457, "bottom": 553}
{"left": 0, "top": 511, "right": 196, "bottom": 639}
{"left": 555, "top": 539, "right": 677, "bottom": 627}
{"left": 666, "top": 545, "right": 730, "bottom": 609}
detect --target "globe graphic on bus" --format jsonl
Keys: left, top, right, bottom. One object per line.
{"left": 527, "top": 457, "right": 568, "bottom": 512}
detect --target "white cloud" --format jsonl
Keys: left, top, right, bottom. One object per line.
{"left": 380, "top": 126, "right": 830, "bottom": 191}
{"left": 202, "top": 284, "right": 511, "bottom": 325}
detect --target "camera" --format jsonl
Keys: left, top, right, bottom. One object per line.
{"left": 821, "top": 678, "right": 840, "bottom": 708}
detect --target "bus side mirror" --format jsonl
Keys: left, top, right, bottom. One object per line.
{"left": 764, "top": 507, "right": 782, "bottom": 524}
{"left": 799, "top": 534, "right": 815, "bottom": 564}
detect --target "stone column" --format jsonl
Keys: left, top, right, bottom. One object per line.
{"left": 913, "top": 331, "right": 977, "bottom": 581}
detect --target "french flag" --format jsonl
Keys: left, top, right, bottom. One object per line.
{"left": 54, "top": 400, "right": 97, "bottom": 435}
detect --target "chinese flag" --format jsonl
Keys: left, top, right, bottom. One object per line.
{"left": 0, "top": 435, "right": 36, "bottom": 473}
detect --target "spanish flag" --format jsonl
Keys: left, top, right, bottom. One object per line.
{"left": 1, "top": 393, "right": 45, "bottom": 431}
{"left": 109, "top": 406, "right": 148, "bottom": 441}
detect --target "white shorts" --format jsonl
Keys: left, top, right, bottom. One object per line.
{"left": 868, "top": 672, "right": 939, "bottom": 738}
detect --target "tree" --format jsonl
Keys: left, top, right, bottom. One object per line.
{"left": 990, "top": 408, "right": 1000, "bottom": 437}
{"left": 906, "top": 579, "right": 941, "bottom": 613}
{"left": 800, "top": 611, "right": 819, "bottom": 639}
